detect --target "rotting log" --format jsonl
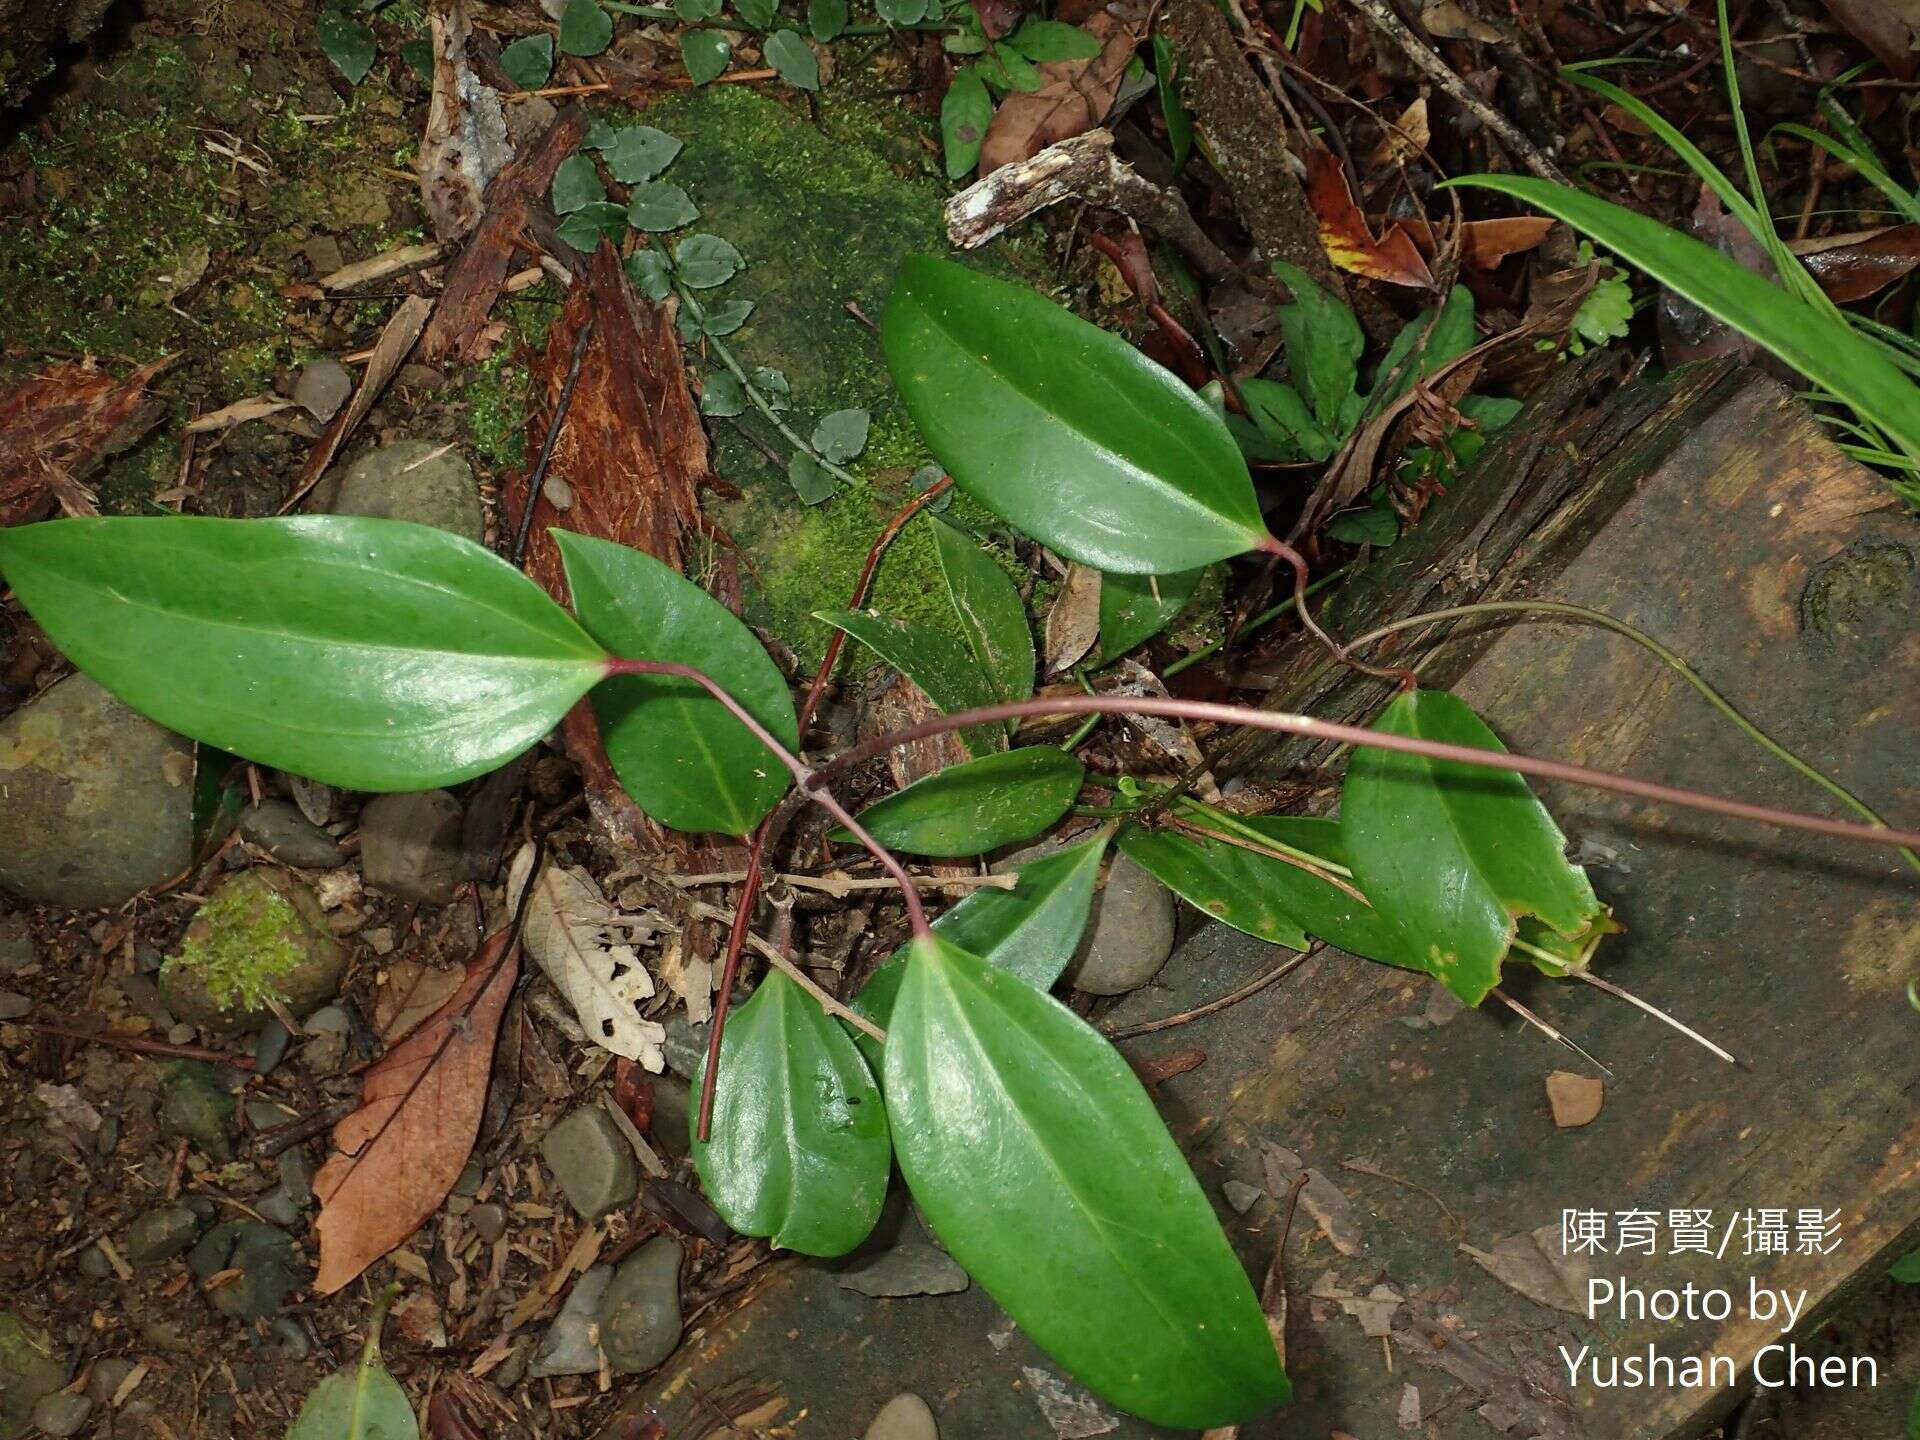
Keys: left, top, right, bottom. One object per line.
{"left": 598, "top": 364, "right": 1919, "bottom": 1440}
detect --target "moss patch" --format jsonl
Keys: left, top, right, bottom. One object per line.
{"left": 162, "top": 877, "right": 307, "bottom": 1014}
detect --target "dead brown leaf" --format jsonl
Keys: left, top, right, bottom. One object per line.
{"left": 0, "top": 358, "right": 170, "bottom": 526}
{"left": 1368, "top": 98, "right": 1429, "bottom": 169}
{"left": 281, "top": 294, "right": 433, "bottom": 512}
{"left": 1792, "top": 222, "right": 1920, "bottom": 302}
{"left": 1459, "top": 1223, "right": 1593, "bottom": 1314}
{"left": 183, "top": 395, "right": 299, "bottom": 434}
{"left": 418, "top": 0, "right": 514, "bottom": 244}
{"left": 373, "top": 958, "right": 467, "bottom": 1044}
{"left": 978, "top": 13, "right": 1143, "bottom": 177}
{"left": 1819, "top": 0, "right": 1918, "bottom": 79}
{"left": 1044, "top": 563, "right": 1101, "bottom": 673}
{"left": 1403, "top": 215, "right": 1557, "bottom": 270}
{"left": 1545, "top": 1069, "right": 1603, "bottom": 1127}
{"left": 312, "top": 929, "right": 518, "bottom": 1294}
{"left": 1303, "top": 147, "right": 1435, "bottom": 289}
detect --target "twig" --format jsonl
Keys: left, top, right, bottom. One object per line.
{"left": 763, "top": 949, "right": 886, "bottom": 1043}
{"left": 1339, "top": 1156, "right": 1461, "bottom": 1237}
{"left": 513, "top": 316, "right": 594, "bottom": 568}
{"left": 1103, "top": 948, "right": 1317, "bottom": 1039}
{"left": 662, "top": 868, "right": 1016, "bottom": 896}
{"left": 24, "top": 1019, "right": 256, "bottom": 1070}
{"left": 1574, "top": 970, "right": 1740, "bottom": 1067}
{"left": 1342, "top": 0, "right": 1568, "bottom": 184}
{"left": 1491, "top": 987, "right": 1612, "bottom": 1077}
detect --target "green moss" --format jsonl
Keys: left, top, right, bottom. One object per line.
{"left": 162, "top": 881, "right": 307, "bottom": 1014}
{"left": 463, "top": 349, "right": 531, "bottom": 472}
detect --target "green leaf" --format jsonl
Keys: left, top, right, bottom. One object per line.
{"left": 835, "top": 747, "right": 1084, "bottom": 857}
{"left": 808, "top": 0, "right": 848, "bottom": 38}
{"left": 987, "top": 41, "right": 1043, "bottom": 90}
{"left": 876, "top": 0, "right": 931, "bottom": 22}
{"left": 676, "top": 0, "right": 722, "bottom": 17}
{"left": 810, "top": 408, "right": 869, "bottom": 462}
{"left": 1006, "top": 17, "right": 1101, "bottom": 59}
{"left": 690, "top": 969, "right": 889, "bottom": 1256}
{"left": 1366, "top": 285, "right": 1476, "bottom": 414}
{"left": 1341, "top": 689, "right": 1608, "bottom": 1005}
{"left": 751, "top": 366, "right": 790, "bottom": 408}
{"left": 1891, "top": 1248, "right": 1920, "bottom": 1283}
{"left": 929, "top": 516, "right": 1034, "bottom": 709}
{"left": 287, "top": 1286, "right": 417, "bottom": 1440}
{"left": 556, "top": 532, "right": 798, "bottom": 835}
{"left": 1152, "top": 33, "right": 1191, "bottom": 169}
{"left": 604, "top": 126, "right": 683, "bottom": 183}
{"left": 0, "top": 517, "right": 604, "bottom": 791}
{"left": 787, "top": 453, "right": 835, "bottom": 504}
{"left": 941, "top": 65, "right": 993, "bottom": 180}
{"left": 1272, "top": 260, "right": 1363, "bottom": 435}
{"left": 558, "top": 0, "right": 613, "bottom": 55}
{"left": 625, "top": 249, "right": 673, "bottom": 301}
{"left": 1326, "top": 495, "right": 1398, "bottom": 546}
{"left": 884, "top": 936, "right": 1291, "bottom": 1427}
{"left": 681, "top": 28, "right": 733, "bottom": 83}
{"left": 735, "top": 0, "right": 778, "bottom": 25}
{"left": 627, "top": 181, "right": 699, "bottom": 231}
{"left": 701, "top": 369, "right": 746, "bottom": 417}
{"left": 763, "top": 29, "right": 820, "bottom": 89}
{"left": 1448, "top": 175, "right": 1920, "bottom": 465}
{"left": 399, "top": 37, "right": 433, "bottom": 79}
{"left": 1094, "top": 565, "right": 1204, "bottom": 663}
{"left": 701, "top": 298, "right": 754, "bottom": 336}
{"left": 883, "top": 256, "right": 1268, "bottom": 574}
{"left": 554, "top": 201, "right": 627, "bottom": 252}
{"left": 850, "top": 835, "right": 1110, "bottom": 1067}
{"left": 498, "top": 33, "right": 555, "bottom": 89}
{"left": 1572, "top": 270, "right": 1633, "bottom": 348}
{"left": 317, "top": 9, "right": 376, "bottom": 84}
{"left": 1241, "top": 378, "right": 1337, "bottom": 462}
{"left": 550, "top": 154, "right": 605, "bottom": 214}
{"left": 675, "top": 232, "right": 743, "bottom": 287}
{"left": 806, "top": 0, "right": 844, "bottom": 36}
{"left": 1117, "top": 823, "right": 1307, "bottom": 950}
{"left": 814, "top": 607, "right": 1006, "bottom": 756}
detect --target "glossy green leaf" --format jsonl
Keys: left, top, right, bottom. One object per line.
{"left": 884, "top": 936, "right": 1290, "bottom": 1428}
{"left": 690, "top": 969, "right": 889, "bottom": 1256}
{"left": 1152, "top": 33, "right": 1192, "bottom": 169}
{"left": 1341, "top": 689, "right": 1608, "bottom": 1005}
{"left": 0, "top": 517, "right": 604, "bottom": 791}
{"left": 929, "top": 516, "right": 1034, "bottom": 708}
{"left": 986, "top": 42, "right": 1043, "bottom": 91}
{"left": 1095, "top": 566, "right": 1204, "bottom": 663}
{"left": 1449, "top": 175, "right": 1920, "bottom": 464}
{"left": 699, "top": 298, "right": 753, "bottom": 337}
{"left": 604, "top": 125, "right": 682, "bottom": 183}
{"left": 1240, "top": 379, "right": 1337, "bottom": 461}
{"left": 286, "top": 1287, "right": 417, "bottom": 1440}
{"left": 700, "top": 369, "right": 746, "bottom": 417}
{"left": 317, "top": 9, "right": 375, "bottom": 84}
{"left": 1272, "top": 261, "right": 1363, "bottom": 435}
{"left": 557, "top": 0, "right": 613, "bottom": 55}
{"left": 1006, "top": 17, "right": 1101, "bottom": 60}
{"left": 734, "top": 0, "right": 778, "bottom": 25}
{"left": 556, "top": 532, "right": 797, "bottom": 835}
{"left": 809, "top": 0, "right": 848, "bottom": 39}
{"left": 1118, "top": 822, "right": 1308, "bottom": 950}
{"left": 941, "top": 64, "right": 993, "bottom": 180}
{"left": 1892, "top": 1248, "right": 1920, "bottom": 1283}
{"left": 815, "top": 607, "right": 1006, "bottom": 755}
{"left": 680, "top": 28, "right": 733, "bottom": 84}
{"left": 627, "top": 182, "right": 698, "bottom": 231}
{"left": 1366, "top": 284, "right": 1475, "bottom": 414}
{"left": 677, "top": 0, "right": 722, "bottom": 18}
{"left": 835, "top": 747, "right": 1083, "bottom": 857}
{"left": 764, "top": 29, "right": 820, "bottom": 89}
{"left": 498, "top": 33, "right": 554, "bottom": 89}
{"left": 882, "top": 256, "right": 1270, "bottom": 574}
{"left": 850, "top": 836, "right": 1109, "bottom": 1070}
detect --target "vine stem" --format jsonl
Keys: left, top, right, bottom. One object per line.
{"left": 1256, "top": 535, "right": 1415, "bottom": 688}
{"left": 1344, "top": 598, "right": 1920, "bottom": 874}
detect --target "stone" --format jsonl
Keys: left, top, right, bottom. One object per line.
{"left": 0, "top": 915, "right": 35, "bottom": 971}
{"left": 1062, "top": 850, "right": 1175, "bottom": 996}
{"left": 86, "top": 1358, "right": 138, "bottom": 1405}
{"left": 490, "top": 1338, "right": 531, "bottom": 1390}
{"left": 186, "top": 1221, "right": 300, "bottom": 1321}
{"left": 0, "top": 1311, "right": 65, "bottom": 1440}
{"left": 649, "top": 1075, "right": 691, "bottom": 1155}
{"left": 158, "top": 1062, "right": 234, "bottom": 1162}
{"left": 158, "top": 870, "right": 347, "bottom": 1033}
{"left": 77, "top": 1245, "right": 113, "bottom": 1279}
{"left": 29, "top": 1394, "right": 89, "bottom": 1438}
{"left": 528, "top": 1264, "right": 613, "bottom": 1378}
{"left": 540, "top": 1108, "right": 636, "bottom": 1220}
{"left": 254, "top": 1187, "right": 301, "bottom": 1226}
{"left": 237, "top": 800, "right": 345, "bottom": 869}
{"left": 0, "top": 993, "right": 29, "bottom": 1021}
{"left": 864, "top": 1393, "right": 939, "bottom": 1440}
{"left": 296, "top": 1005, "right": 351, "bottom": 1073}
{"left": 125, "top": 1204, "right": 202, "bottom": 1268}
{"left": 359, "top": 791, "right": 465, "bottom": 903}
{"left": 114, "top": 973, "right": 175, "bottom": 1030}
{"left": 1222, "top": 1180, "right": 1264, "bottom": 1215}
{"left": 277, "top": 1146, "right": 315, "bottom": 1206}
{"left": 291, "top": 358, "right": 352, "bottom": 422}
{"left": 302, "top": 234, "right": 343, "bottom": 276}
{"left": 469, "top": 1203, "right": 506, "bottom": 1244}
{"left": 0, "top": 674, "right": 194, "bottom": 909}
{"left": 253, "top": 1020, "right": 291, "bottom": 1075}
{"left": 314, "top": 439, "right": 483, "bottom": 544}
{"left": 660, "top": 1016, "right": 710, "bottom": 1081}
{"left": 834, "top": 1243, "right": 969, "bottom": 1298}
{"left": 598, "top": 1237, "right": 683, "bottom": 1374}
{"left": 268, "top": 1317, "right": 311, "bottom": 1361}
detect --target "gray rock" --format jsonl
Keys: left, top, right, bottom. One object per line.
{"left": 238, "top": 800, "right": 345, "bottom": 869}
{"left": 865, "top": 1393, "right": 939, "bottom": 1440}
{"left": 246, "top": 1099, "right": 292, "bottom": 1133}
{"left": 0, "top": 1311, "right": 66, "bottom": 1438}
{"left": 86, "top": 1357, "right": 139, "bottom": 1405}
{"left": 649, "top": 1075, "right": 691, "bottom": 1155}
{"left": 125, "top": 1205, "right": 202, "bottom": 1268}
{"left": 528, "top": 1264, "right": 613, "bottom": 1378}
{"left": 77, "top": 1245, "right": 113, "bottom": 1279}
{"left": 0, "top": 915, "right": 35, "bottom": 971}
{"left": 114, "top": 973, "right": 175, "bottom": 1030}
{"left": 835, "top": 1243, "right": 969, "bottom": 1298}
{"left": 292, "top": 358, "right": 353, "bottom": 422}
{"left": 452, "top": 1155, "right": 484, "bottom": 1198}
{"left": 0, "top": 674, "right": 194, "bottom": 909}
{"left": 268, "top": 1317, "right": 311, "bottom": 1361}
{"left": 29, "top": 1394, "right": 90, "bottom": 1439}
{"left": 158, "top": 1063, "right": 234, "bottom": 1162}
{"left": 254, "top": 1187, "right": 301, "bottom": 1226}
{"left": 296, "top": 1005, "right": 351, "bottom": 1073}
{"left": 1222, "top": 1180, "right": 1264, "bottom": 1215}
{"left": 0, "top": 993, "right": 29, "bottom": 1021}
{"left": 277, "top": 1147, "right": 315, "bottom": 1206}
{"left": 490, "top": 1338, "right": 531, "bottom": 1390}
{"left": 186, "top": 1222, "right": 301, "bottom": 1321}
{"left": 469, "top": 1203, "right": 506, "bottom": 1244}
{"left": 359, "top": 791, "right": 465, "bottom": 903}
{"left": 253, "top": 1020, "right": 291, "bottom": 1075}
{"left": 302, "top": 234, "right": 343, "bottom": 277}
{"left": 1062, "top": 850, "right": 1175, "bottom": 996}
{"left": 660, "top": 1017, "right": 710, "bottom": 1081}
{"left": 316, "top": 439, "right": 484, "bottom": 544}
{"left": 158, "top": 870, "right": 347, "bottom": 1033}
{"left": 598, "top": 1238, "right": 683, "bottom": 1374}
{"left": 540, "top": 1108, "right": 636, "bottom": 1221}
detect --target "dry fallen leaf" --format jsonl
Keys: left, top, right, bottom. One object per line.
{"left": 509, "top": 843, "right": 667, "bottom": 1069}
{"left": 183, "top": 395, "right": 300, "bottom": 434}
{"left": 1044, "top": 563, "right": 1101, "bottom": 673}
{"left": 1420, "top": 0, "right": 1503, "bottom": 40}
{"left": 1459, "top": 1223, "right": 1593, "bottom": 1314}
{"left": 1791, "top": 222, "right": 1920, "bottom": 302}
{"left": 979, "top": 12, "right": 1143, "bottom": 177}
{"left": 1369, "top": 98, "right": 1429, "bottom": 168}
{"left": 374, "top": 958, "right": 467, "bottom": 1045}
{"left": 1263, "top": 1143, "right": 1365, "bottom": 1257}
{"left": 313, "top": 929, "right": 518, "bottom": 1293}
{"left": 281, "top": 293, "right": 433, "bottom": 512}
{"left": 1303, "top": 148, "right": 1435, "bottom": 290}
{"left": 1545, "top": 1070, "right": 1604, "bottom": 1128}
{"left": 1403, "top": 215, "right": 1557, "bottom": 270}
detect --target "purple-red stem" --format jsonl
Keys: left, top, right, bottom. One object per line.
{"left": 1257, "top": 534, "right": 1417, "bottom": 688}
